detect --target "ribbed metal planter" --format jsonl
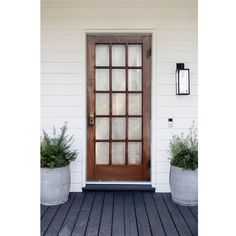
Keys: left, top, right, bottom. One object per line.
{"left": 169, "top": 165, "right": 198, "bottom": 206}
{"left": 41, "top": 165, "right": 71, "bottom": 206}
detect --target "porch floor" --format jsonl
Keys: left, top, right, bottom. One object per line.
{"left": 41, "top": 191, "right": 198, "bottom": 236}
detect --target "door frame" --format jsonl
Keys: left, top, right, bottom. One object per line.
{"left": 81, "top": 29, "right": 157, "bottom": 188}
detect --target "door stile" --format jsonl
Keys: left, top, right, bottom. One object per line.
{"left": 142, "top": 36, "right": 151, "bottom": 180}
{"left": 87, "top": 36, "right": 96, "bottom": 180}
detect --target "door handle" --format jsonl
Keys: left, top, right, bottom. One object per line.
{"left": 89, "top": 112, "right": 95, "bottom": 125}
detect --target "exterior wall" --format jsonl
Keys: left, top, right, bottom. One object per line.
{"left": 41, "top": 0, "right": 198, "bottom": 192}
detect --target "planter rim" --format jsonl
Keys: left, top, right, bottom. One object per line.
{"left": 40, "top": 165, "right": 70, "bottom": 170}
{"left": 170, "top": 164, "right": 198, "bottom": 171}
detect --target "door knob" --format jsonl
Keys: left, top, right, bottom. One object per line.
{"left": 89, "top": 112, "right": 95, "bottom": 125}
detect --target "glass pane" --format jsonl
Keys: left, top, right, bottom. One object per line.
{"left": 128, "top": 94, "right": 142, "bottom": 115}
{"left": 112, "top": 118, "right": 125, "bottom": 139}
{"left": 96, "top": 142, "right": 109, "bottom": 164}
{"left": 112, "top": 45, "right": 125, "bottom": 66}
{"left": 128, "top": 69, "right": 142, "bottom": 91}
{"left": 112, "top": 93, "right": 126, "bottom": 115}
{"left": 112, "top": 69, "right": 125, "bottom": 91}
{"left": 128, "top": 118, "right": 142, "bottom": 139}
{"left": 96, "top": 94, "right": 109, "bottom": 115}
{"left": 96, "top": 118, "right": 109, "bottom": 139}
{"left": 96, "top": 44, "right": 109, "bottom": 66}
{"left": 96, "top": 69, "right": 109, "bottom": 91}
{"left": 112, "top": 142, "right": 125, "bottom": 164}
{"left": 128, "top": 142, "right": 142, "bottom": 164}
{"left": 128, "top": 45, "right": 142, "bottom": 66}
{"left": 179, "top": 70, "right": 189, "bottom": 94}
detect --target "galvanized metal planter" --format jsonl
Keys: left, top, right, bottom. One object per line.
{"left": 41, "top": 165, "right": 70, "bottom": 206}
{"left": 169, "top": 165, "right": 198, "bottom": 206}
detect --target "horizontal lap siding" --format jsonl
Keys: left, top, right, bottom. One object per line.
{"left": 41, "top": 0, "right": 197, "bottom": 8}
{"left": 41, "top": 74, "right": 84, "bottom": 84}
{"left": 41, "top": 0, "right": 198, "bottom": 192}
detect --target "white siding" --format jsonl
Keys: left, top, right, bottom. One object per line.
{"left": 41, "top": 0, "right": 198, "bottom": 192}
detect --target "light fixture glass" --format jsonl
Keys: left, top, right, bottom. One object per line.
{"left": 176, "top": 63, "right": 190, "bottom": 95}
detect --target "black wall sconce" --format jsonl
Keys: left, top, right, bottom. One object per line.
{"left": 176, "top": 63, "right": 190, "bottom": 95}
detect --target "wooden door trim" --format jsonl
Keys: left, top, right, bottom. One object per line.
{"left": 87, "top": 34, "right": 151, "bottom": 181}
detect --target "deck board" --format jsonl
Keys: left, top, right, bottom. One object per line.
{"left": 58, "top": 192, "right": 86, "bottom": 236}
{"left": 133, "top": 192, "right": 152, "bottom": 236}
{"left": 99, "top": 192, "right": 113, "bottom": 236}
{"left": 152, "top": 193, "right": 179, "bottom": 236}
{"left": 85, "top": 192, "right": 104, "bottom": 236}
{"left": 124, "top": 192, "right": 138, "bottom": 236}
{"left": 112, "top": 192, "right": 125, "bottom": 236}
{"left": 189, "top": 206, "right": 198, "bottom": 220}
{"left": 41, "top": 192, "right": 198, "bottom": 236}
{"left": 177, "top": 204, "right": 198, "bottom": 235}
{"left": 44, "top": 193, "right": 76, "bottom": 236}
{"left": 143, "top": 192, "right": 165, "bottom": 236}
{"left": 162, "top": 193, "right": 192, "bottom": 236}
{"left": 72, "top": 192, "right": 95, "bottom": 236}
{"left": 41, "top": 204, "right": 60, "bottom": 235}
{"left": 41, "top": 205, "right": 49, "bottom": 218}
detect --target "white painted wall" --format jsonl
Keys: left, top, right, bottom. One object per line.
{"left": 41, "top": 0, "right": 198, "bottom": 192}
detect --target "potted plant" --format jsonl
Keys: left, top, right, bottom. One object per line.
{"left": 40, "top": 123, "right": 77, "bottom": 205}
{"left": 169, "top": 125, "right": 198, "bottom": 206}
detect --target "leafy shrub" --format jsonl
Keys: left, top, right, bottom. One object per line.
{"left": 169, "top": 125, "right": 198, "bottom": 170}
{"left": 41, "top": 123, "right": 77, "bottom": 168}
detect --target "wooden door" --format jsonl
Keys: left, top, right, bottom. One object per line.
{"left": 87, "top": 34, "right": 151, "bottom": 181}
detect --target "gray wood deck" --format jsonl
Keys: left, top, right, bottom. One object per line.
{"left": 41, "top": 192, "right": 198, "bottom": 236}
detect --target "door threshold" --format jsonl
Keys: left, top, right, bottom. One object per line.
{"left": 83, "top": 183, "right": 155, "bottom": 191}
{"left": 87, "top": 181, "right": 151, "bottom": 185}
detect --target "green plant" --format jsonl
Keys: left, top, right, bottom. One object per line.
{"left": 41, "top": 123, "right": 77, "bottom": 168}
{"left": 169, "top": 124, "right": 198, "bottom": 170}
